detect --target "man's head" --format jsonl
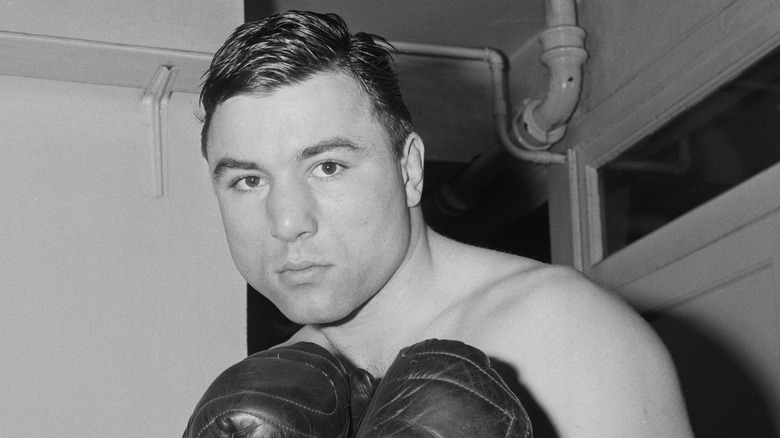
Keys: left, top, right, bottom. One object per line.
{"left": 202, "top": 11, "right": 426, "bottom": 325}
{"left": 200, "top": 10, "right": 412, "bottom": 160}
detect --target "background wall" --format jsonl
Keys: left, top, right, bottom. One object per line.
{"left": 0, "top": 1, "right": 246, "bottom": 436}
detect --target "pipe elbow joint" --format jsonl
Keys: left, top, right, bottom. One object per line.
{"left": 483, "top": 47, "right": 507, "bottom": 70}
{"left": 512, "top": 25, "right": 587, "bottom": 151}
{"left": 515, "top": 99, "right": 568, "bottom": 150}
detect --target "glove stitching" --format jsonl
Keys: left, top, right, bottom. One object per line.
{"left": 195, "top": 390, "right": 339, "bottom": 417}
{"left": 381, "top": 417, "right": 446, "bottom": 438}
{"left": 188, "top": 345, "right": 350, "bottom": 438}
{"left": 386, "top": 350, "right": 525, "bottom": 427}
{"left": 195, "top": 408, "right": 320, "bottom": 438}
{"left": 417, "top": 350, "right": 531, "bottom": 435}
{"left": 504, "top": 414, "right": 532, "bottom": 438}
{"left": 386, "top": 375, "right": 514, "bottom": 418}
{"left": 247, "top": 355, "right": 344, "bottom": 416}
{"left": 414, "top": 351, "right": 519, "bottom": 405}
{"left": 195, "top": 354, "right": 345, "bottom": 419}
{"left": 378, "top": 375, "right": 527, "bottom": 437}
{"left": 504, "top": 416, "right": 515, "bottom": 438}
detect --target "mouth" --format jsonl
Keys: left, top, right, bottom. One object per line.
{"left": 280, "top": 261, "right": 320, "bottom": 271}
{"left": 277, "top": 262, "right": 331, "bottom": 285}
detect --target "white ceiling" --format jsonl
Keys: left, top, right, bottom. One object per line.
{"left": 260, "top": 0, "right": 546, "bottom": 58}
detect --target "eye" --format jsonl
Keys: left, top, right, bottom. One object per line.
{"left": 243, "top": 176, "right": 262, "bottom": 188}
{"left": 233, "top": 175, "right": 264, "bottom": 191}
{"left": 311, "top": 161, "right": 345, "bottom": 178}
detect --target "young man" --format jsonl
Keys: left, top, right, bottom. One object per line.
{"left": 198, "top": 10, "right": 692, "bottom": 437}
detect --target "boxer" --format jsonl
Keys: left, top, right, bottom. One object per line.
{"left": 191, "top": 11, "right": 692, "bottom": 437}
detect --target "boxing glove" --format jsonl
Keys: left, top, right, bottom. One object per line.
{"left": 182, "top": 342, "right": 365, "bottom": 438}
{"left": 354, "top": 338, "right": 532, "bottom": 437}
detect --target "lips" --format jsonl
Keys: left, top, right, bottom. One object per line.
{"left": 278, "top": 261, "right": 330, "bottom": 285}
{"left": 279, "top": 261, "right": 320, "bottom": 272}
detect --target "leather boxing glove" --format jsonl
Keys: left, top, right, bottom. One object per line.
{"left": 182, "top": 342, "right": 365, "bottom": 438}
{"left": 354, "top": 339, "right": 532, "bottom": 437}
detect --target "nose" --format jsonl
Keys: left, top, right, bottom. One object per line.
{"left": 266, "top": 178, "right": 318, "bottom": 242}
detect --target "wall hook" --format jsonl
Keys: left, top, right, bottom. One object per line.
{"left": 142, "top": 65, "right": 178, "bottom": 197}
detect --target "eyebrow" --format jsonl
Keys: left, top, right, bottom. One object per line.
{"left": 212, "top": 157, "right": 262, "bottom": 180}
{"left": 211, "top": 137, "right": 362, "bottom": 180}
{"left": 297, "top": 137, "right": 360, "bottom": 160}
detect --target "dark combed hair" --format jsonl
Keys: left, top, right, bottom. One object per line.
{"left": 199, "top": 10, "right": 412, "bottom": 159}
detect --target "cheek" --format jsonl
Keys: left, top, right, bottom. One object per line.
{"left": 219, "top": 199, "right": 251, "bottom": 240}
{"left": 339, "top": 178, "right": 406, "bottom": 224}
{"left": 344, "top": 186, "right": 410, "bottom": 254}
{"left": 217, "top": 198, "right": 268, "bottom": 260}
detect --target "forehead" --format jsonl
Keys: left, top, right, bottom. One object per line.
{"left": 206, "top": 72, "right": 391, "bottom": 161}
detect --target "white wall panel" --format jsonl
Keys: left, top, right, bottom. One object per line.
{"left": 0, "top": 0, "right": 242, "bottom": 52}
{"left": 0, "top": 74, "right": 246, "bottom": 437}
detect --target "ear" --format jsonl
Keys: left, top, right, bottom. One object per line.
{"left": 400, "top": 132, "right": 425, "bottom": 208}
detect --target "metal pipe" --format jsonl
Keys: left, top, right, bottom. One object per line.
{"left": 513, "top": 0, "right": 588, "bottom": 150}
{"left": 390, "top": 0, "right": 587, "bottom": 215}
{"left": 430, "top": 143, "right": 511, "bottom": 218}
{"left": 391, "top": 41, "right": 497, "bottom": 62}
{"left": 545, "top": 0, "right": 577, "bottom": 26}
{"left": 391, "top": 41, "right": 566, "bottom": 165}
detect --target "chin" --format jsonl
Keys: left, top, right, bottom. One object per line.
{"left": 290, "top": 302, "right": 362, "bottom": 327}
{"left": 265, "top": 281, "right": 374, "bottom": 325}
{"left": 278, "top": 301, "right": 347, "bottom": 325}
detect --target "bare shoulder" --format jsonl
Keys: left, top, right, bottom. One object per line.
{"left": 454, "top": 260, "right": 648, "bottom": 348}
{"left": 496, "top": 262, "right": 640, "bottom": 328}
{"left": 448, "top": 257, "right": 693, "bottom": 437}
{"left": 480, "top": 262, "right": 668, "bottom": 372}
